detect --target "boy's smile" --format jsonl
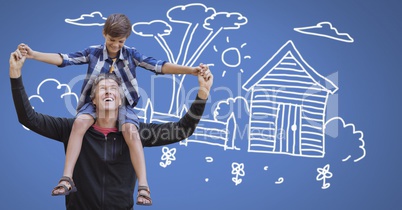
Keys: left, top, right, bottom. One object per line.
{"left": 104, "top": 34, "right": 127, "bottom": 57}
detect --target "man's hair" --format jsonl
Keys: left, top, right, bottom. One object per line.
{"left": 103, "top": 13, "right": 132, "bottom": 38}
{"left": 90, "top": 73, "right": 123, "bottom": 101}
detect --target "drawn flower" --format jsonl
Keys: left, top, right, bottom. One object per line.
{"left": 160, "top": 147, "right": 177, "bottom": 168}
{"left": 316, "top": 164, "right": 333, "bottom": 189}
{"left": 316, "top": 164, "right": 332, "bottom": 181}
{"left": 231, "top": 162, "right": 245, "bottom": 176}
{"left": 231, "top": 162, "right": 245, "bottom": 185}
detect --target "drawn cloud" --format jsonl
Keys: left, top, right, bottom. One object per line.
{"left": 167, "top": 3, "right": 216, "bottom": 24}
{"left": 65, "top": 11, "right": 107, "bottom": 26}
{"left": 23, "top": 79, "right": 78, "bottom": 130}
{"left": 204, "top": 12, "right": 248, "bottom": 30}
{"left": 324, "top": 117, "right": 366, "bottom": 162}
{"left": 294, "top": 21, "right": 354, "bottom": 43}
{"left": 132, "top": 20, "right": 172, "bottom": 37}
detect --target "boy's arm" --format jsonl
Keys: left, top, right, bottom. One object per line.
{"left": 18, "top": 43, "right": 63, "bottom": 66}
{"left": 130, "top": 47, "right": 206, "bottom": 76}
{"left": 161, "top": 62, "right": 202, "bottom": 76}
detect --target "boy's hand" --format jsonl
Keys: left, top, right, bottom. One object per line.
{"left": 190, "top": 66, "right": 202, "bottom": 76}
{"left": 18, "top": 43, "right": 34, "bottom": 59}
{"left": 190, "top": 63, "right": 209, "bottom": 77}
{"left": 198, "top": 63, "right": 211, "bottom": 81}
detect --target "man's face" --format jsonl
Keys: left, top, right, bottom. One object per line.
{"left": 104, "top": 34, "right": 126, "bottom": 57}
{"left": 92, "top": 79, "right": 121, "bottom": 114}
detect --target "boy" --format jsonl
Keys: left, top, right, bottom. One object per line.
{"left": 18, "top": 13, "right": 205, "bottom": 206}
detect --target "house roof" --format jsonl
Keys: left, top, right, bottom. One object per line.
{"left": 242, "top": 40, "right": 338, "bottom": 94}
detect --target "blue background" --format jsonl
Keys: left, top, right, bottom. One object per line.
{"left": 1, "top": 0, "right": 401, "bottom": 209}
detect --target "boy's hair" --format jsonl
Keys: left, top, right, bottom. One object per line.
{"left": 90, "top": 73, "right": 123, "bottom": 101}
{"left": 103, "top": 13, "right": 132, "bottom": 38}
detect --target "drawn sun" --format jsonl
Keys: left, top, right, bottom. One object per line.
{"left": 213, "top": 36, "right": 251, "bottom": 77}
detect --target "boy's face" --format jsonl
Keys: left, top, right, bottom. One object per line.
{"left": 103, "top": 34, "right": 127, "bottom": 57}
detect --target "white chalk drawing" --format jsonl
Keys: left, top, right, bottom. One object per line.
{"left": 26, "top": 4, "right": 366, "bottom": 188}
{"left": 231, "top": 162, "right": 245, "bottom": 186}
{"left": 214, "top": 96, "right": 250, "bottom": 121}
{"left": 213, "top": 36, "right": 251, "bottom": 77}
{"left": 65, "top": 11, "right": 107, "bottom": 26}
{"left": 316, "top": 164, "right": 332, "bottom": 189}
{"left": 242, "top": 40, "right": 339, "bottom": 158}
{"left": 204, "top": 157, "right": 213, "bottom": 182}
{"left": 32, "top": 78, "right": 79, "bottom": 103}
{"left": 179, "top": 96, "right": 249, "bottom": 149}
{"left": 60, "top": 7, "right": 364, "bottom": 160}
{"left": 131, "top": 3, "right": 248, "bottom": 115}
{"left": 324, "top": 117, "right": 366, "bottom": 162}
{"left": 160, "top": 146, "right": 177, "bottom": 168}
{"left": 294, "top": 21, "right": 354, "bottom": 43}
{"left": 275, "top": 177, "right": 284, "bottom": 184}
{"left": 180, "top": 110, "right": 238, "bottom": 150}
{"left": 23, "top": 79, "right": 78, "bottom": 131}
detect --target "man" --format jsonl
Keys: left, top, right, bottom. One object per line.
{"left": 9, "top": 49, "right": 213, "bottom": 210}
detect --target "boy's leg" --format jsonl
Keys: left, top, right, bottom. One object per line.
{"left": 52, "top": 113, "right": 94, "bottom": 195}
{"left": 122, "top": 123, "right": 151, "bottom": 205}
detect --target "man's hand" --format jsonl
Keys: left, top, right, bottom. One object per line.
{"left": 10, "top": 50, "right": 26, "bottom": 78}
{"left": 197, "top": 65, "right": 213, "bottom": 100}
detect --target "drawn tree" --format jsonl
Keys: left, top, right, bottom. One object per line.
{"left": 132, "top": 3, "right": 248, "bottom": 115}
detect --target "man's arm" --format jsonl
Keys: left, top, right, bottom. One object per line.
{"left": 140, "top": 68, "right": 213, "bottom": 146}
{"left": 10, "top": 50, "right": 72, "bottom": 142}
{"left": 139, "top": 95, "right": 206, "bottom": 146}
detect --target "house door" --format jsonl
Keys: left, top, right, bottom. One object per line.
{"left": 275, "top": 103, "right": 301, "bottom": 155}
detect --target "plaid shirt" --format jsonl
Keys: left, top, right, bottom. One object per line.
{"left": 59, "top": 44, "right": 166, "bottom": 110}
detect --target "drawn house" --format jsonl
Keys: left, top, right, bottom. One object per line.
{"left": 242, "top": 40, "right": 338, "bottom": 157}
